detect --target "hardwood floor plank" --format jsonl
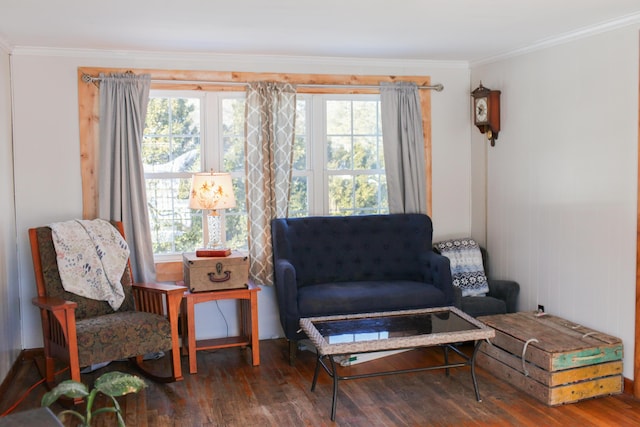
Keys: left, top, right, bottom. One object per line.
{"left": 1, "top": 339, "right": 640, "bottom": 426}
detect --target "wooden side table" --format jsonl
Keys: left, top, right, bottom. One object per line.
{"left": 181, "top": 282, "right": 260, "bottom": 374}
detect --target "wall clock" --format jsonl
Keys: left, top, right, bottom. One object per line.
{"left": 471, "top": 83, "right": 501, "bottom": 146}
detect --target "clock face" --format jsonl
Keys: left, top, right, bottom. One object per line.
{"left": 475, "top": 97, "right": 488, "bottom": 123}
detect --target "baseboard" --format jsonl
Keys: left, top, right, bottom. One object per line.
{"left": 624, "top": 377, "right": 634, "bottom": 395}
{"left": 0, "top": 348, "right": 44, "bottom": 405}
{"left": 21, "top": 348, "right": 44, "bottom": 361}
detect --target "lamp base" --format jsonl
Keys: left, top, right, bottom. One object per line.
{"left": 196, "top": 248, "right": 231, "bottom": 257}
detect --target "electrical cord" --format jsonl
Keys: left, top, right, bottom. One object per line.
{"left": 215, "top": 300, "right": 229, "bottom": 337}
{"left": 0, "top": 366, "right": 69, "bottom": 417}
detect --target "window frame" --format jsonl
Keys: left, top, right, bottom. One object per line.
{"left": 77, "top": 67, "right": 433, "bottom": 281}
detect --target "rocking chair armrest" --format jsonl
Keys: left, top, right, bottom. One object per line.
{"left": 132, "top": 282, "right": 186, "bottom": 317}
{"left": 133, "top": 282, "right": 187, "bottom": 296}
{"left": 32, "top": 296, "right": 78, "bottom": 312}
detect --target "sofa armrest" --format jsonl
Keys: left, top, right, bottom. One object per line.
{"left": 487, "top": 279, "right": 520, "bottom": 313}
{"left": 452, "top": 286, "right": 462, "bottom": 310}
{"left": 421, "top": 251, "right": 454, "bottom": 306}
{"left": 273, "top": 259, "right": 298, "bottom": 315}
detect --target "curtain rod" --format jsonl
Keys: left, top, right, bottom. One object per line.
{"left": 81, "top": 73, "right": 444, "bottom": 92}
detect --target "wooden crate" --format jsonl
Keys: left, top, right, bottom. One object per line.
{"left": 477, "top": 312, "right": 623, "bottom": 406}
{"left": 183, "top": 252, "right": 249, "bottom": 292}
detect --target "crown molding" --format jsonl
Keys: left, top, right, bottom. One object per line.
{"left": 10, "top": 45, "right": 469, "bottom": 70}
{"left": 0, "top": 35, "right": 11, "bottom": 54}
{"left": 471, "top": 11, "right": 640, "bottom": 68}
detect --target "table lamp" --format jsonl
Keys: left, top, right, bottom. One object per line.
{"left": 189, "top": 171, "right": 236, "bottom": 257}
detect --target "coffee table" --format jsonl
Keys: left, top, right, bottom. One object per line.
{"left": 299, "top": 306, "right": 495, "bottom": 421}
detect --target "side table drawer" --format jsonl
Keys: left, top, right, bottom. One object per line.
{"left": 183, "top": 252, "right": 249, "bottom": 292}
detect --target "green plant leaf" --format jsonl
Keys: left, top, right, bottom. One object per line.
{"left": 41, "top": 380, "right": 89, "bottom": 406}
{"left": 94, "top": 371, "right": 147, "bottom": 397}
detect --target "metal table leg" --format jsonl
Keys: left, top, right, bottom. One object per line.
{"left": 470, "top": 340, "right": 483, "bottom": 402}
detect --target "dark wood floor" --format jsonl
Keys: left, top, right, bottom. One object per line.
{"left": 2, "top": 339, "right": 640, "bottom": 426}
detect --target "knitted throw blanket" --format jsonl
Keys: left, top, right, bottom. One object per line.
{"left": 49, "top": 219, "right": 130, "bottom": 310}
{"left": 434, "top": 238, "right": 489, "bottom": 297}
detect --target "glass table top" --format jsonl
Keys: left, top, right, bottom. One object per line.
{"left": 313, "top": 308, "right": 478, "bottom": 344}
{"left": 300, "top": 307, "right": 494, "bottom": 355}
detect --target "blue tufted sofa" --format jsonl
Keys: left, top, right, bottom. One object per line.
{"left": 271, "top": 213, "right": 455, "bottom": 364}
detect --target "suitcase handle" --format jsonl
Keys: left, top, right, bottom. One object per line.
{"left": 207, "top": 262, "right": 231, "bottom": 282}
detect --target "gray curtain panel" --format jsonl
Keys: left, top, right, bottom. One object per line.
{"left": 244, "top": 82, "right": 296, "bottom": 286}
{"left": 380, "top": 82, "right": 427, "bottom": 214}
{"left": 98, "top": 72, "right": 156, "bottom": 283}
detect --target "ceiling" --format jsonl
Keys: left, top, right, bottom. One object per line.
{"left": 1, "top": 0, "right": 640, "bottom": 63}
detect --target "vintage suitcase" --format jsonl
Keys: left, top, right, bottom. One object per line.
{"left": 183, "top": 252, "right": 249, "bottom": 292}
{"left": 477, "top": 311, "right": 623, "bottom": 406}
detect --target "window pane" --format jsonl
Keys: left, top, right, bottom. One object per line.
{"left": 142, "top": 136, "right": 171, "bottom": 171}
{"left": 293, "top": 99, "right": 307, "bottom": 170}
{"left": 225, "top": 213, "right": 248, "bottom": 251}
{"left": 144, "top": 95, "right": 204, "bottom": 256}
{"left": 326, "top": 100, "right": 351, "bottom": 134}
{"left": 146, "top": 177, "right": 202, "bottom": 254}
{"left": 328, "top": 175, "right": 354, "bottom": 215}
{"left": 289, "top": 176, "right": 308, "bottom": 217}
{"left": 143, "top": 97, "right": 201, "bottom": 171}
{"left": 222, "top": 98, "right": 245, "bottom": 173}
{"left": 353, "top": 136, "right": 380, "bottom": 170}
{"left": 327, "top": 136, "right": 352, "bottom": 170}
{"left": 225, "top": 176, "right": 247, "bottom": 250}
{"left": 355, "top": 174, "right": 385, "bottom": 213}
{"left": 325, "top": 96, "right": 385, "bottom": 217}
{"left": 352, "top": 100, "right": 379, "bottom": 135}
{"left": 222, "top": 98, "right": 245, "bottom": 136}
{"left": 223, "top": 136, "right": 244, "bottom": 172}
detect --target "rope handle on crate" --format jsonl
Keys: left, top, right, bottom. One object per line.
{"left": 522, "top": 338, "right": 539, "bottom": 376}
{"left": 569, "top": 324, "right": 602, "bottom": 340}
{"left": 571, "top": 352, "right": 605, "bottom": 362}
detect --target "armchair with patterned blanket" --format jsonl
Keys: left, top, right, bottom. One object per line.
{"left": 433, "top": 238, "right": 520, "bottom": 317}
{"left": 29, "top": 220, "right": 185, "bottom": 397}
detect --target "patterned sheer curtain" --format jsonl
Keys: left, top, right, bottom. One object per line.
{"left": 244, "top": 82, "right": 297, "bottom": 286}
{"left": 98, "top": 72, "right": 156, "bottom": 282}
{"left": 380, "top": 82, "right": 427, "bottom": 214}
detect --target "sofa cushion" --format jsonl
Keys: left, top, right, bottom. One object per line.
{"left": 298, "top": 281, "right": 448, "bottom": 317}
{"left": 434, "top": 238, "right": 489, "bottom": 297}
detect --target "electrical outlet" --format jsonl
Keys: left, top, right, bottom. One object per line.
{"left": 537, "top": 304, "right": 545, "bottom": 313}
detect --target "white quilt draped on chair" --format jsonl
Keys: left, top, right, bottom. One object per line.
{"left": 50, "top": 219, "right": 130, "bottom": 310}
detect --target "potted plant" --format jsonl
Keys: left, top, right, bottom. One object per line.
{"left": 41, "top": 371, "right": 146, "bottom": 427}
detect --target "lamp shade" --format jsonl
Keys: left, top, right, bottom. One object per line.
{"left": 189, "top": 172, "right": 236, "bottom": 211}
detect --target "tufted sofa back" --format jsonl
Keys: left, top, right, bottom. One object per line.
{"left": 271, "top": 214, "right": 434, "bottom": 287}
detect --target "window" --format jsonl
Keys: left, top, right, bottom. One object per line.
{"left": 143, "top": 91, "right": 387, "bottom": 258}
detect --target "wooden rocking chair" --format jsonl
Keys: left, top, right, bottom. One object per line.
{"left": 29, "top": 221, "right": 185, "bottom": 392}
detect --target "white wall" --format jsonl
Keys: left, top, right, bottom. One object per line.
{"left": 10, "top": 50, "right": 473, "bottom": 351}
{"left": 472, "top": 25, "right": 639, "bottom": 379}
{"left": 0, "top": 43, "right": 21, "bottom": 382}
